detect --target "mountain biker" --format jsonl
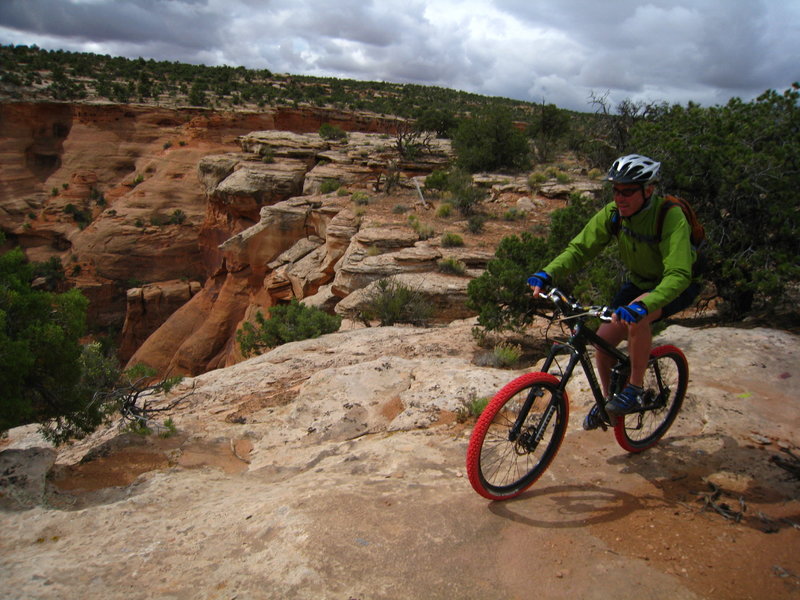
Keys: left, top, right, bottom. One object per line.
{"left": 528, "top": 154, "right": 702, "bottom": 429}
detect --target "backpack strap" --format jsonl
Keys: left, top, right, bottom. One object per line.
{"left": 610, "top": 198, "right": 676, "bottom": 245}
{"left": 655, "top": 199, "right": 678, "bottom": 243}
{"left": 608, "top": 207, "right": 621, "bottom": 236}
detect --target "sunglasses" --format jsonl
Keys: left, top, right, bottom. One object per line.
{"left": 612, "top": 187, "right": 641, "bottom": 197}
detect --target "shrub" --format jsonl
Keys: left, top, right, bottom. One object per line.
{"left": 631, "top": 85, "right": 800, "bottom": 317}
{"left": 357, "top": 278, "right": 434, "bottom": 326}
{"left": 555, "top": 172, "right": 572, "bottom": 184}
{"left": 31, "top": 256, "right": 66, "bottom": 291}
{"left": 64, "top": 204, "right": 92, "bottom": 228}
{"left": 436, "top": 203, "right": 453, "bottom": 218}
{"left": 319, "top": 123, "right": 348, "bottom": 141}
{"left": 415, "top": 108, "right": 457, "bottom": 138}
{"left": 528, "top": 172, "right": 548, "bottom": 187}
{"left": 236, "top": 299, "right": 342, "bottom": 358}
{"left": 168, "top": 209, "right": 186, "bottom": 225}
{"left": 408, "top": 215, "right": 435, "bottom": 240}
{"left": 351, "top": 191, "right": 370, "bottom": 205}
{"left": 503, "top": 208, "right": 526, "bottom": 221}
{"left": 467, "top": 215, "right": 486, "bottom": 234}
{"left": 457, "top": 395, "right": 489, "bottom": 422}
{"left": 452, "top": 108, "right": 531, "bottom": 172}
{"left": 319, "top": 178, "right": 340, "bottom": 194}
{"left": 441, "top": 232, "right": 464, "bottom": 247}
{"left": 493, "top": 342, "right": 522, "bottom": 368}
{"left": 393, "top": 204, "right": 410, "bottom": 214}
{"left": 527, "top": 102, "right": 571, "bottom": 163}
{"left": 438, "top": 257, "right": 466, "bottom": 275}
{"left": 447, "top": 169, "right": 484, "bottom": 216}
{"left": 424, "top": 169, "right": 449, "bottom": 192}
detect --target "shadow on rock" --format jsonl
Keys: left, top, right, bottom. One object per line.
{"left": 487, "top": 484, "right": 647, "bottom": 529}
{"left": 607, "top": 432, "right": 800, "bottom": 533}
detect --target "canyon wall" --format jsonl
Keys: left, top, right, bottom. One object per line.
{"left": 0, "top": 101, "right": 451, "bottom": 372}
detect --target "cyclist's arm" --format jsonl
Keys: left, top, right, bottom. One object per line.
{"left": 543, "top": 204, "right": 614, "bottom": 279}
{"left": 638, "top": 206, "right": 694, "bottom": 312}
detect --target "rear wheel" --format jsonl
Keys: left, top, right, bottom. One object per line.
{"left": 466, "top": 372, "right": 568, "bottom": 500}
{"left": 614, "top": 345, "right": 688, "bottom": 453}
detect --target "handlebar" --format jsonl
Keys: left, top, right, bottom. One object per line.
{"left": 538, "top": 286, "right": 614, "bottom": 322}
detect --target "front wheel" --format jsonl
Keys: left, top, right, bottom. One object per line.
{"left": 466, "top": 372, "right": 568, "bottom": 500}
{"left": 614, "top": 345, "right": 688, "bottom": 453}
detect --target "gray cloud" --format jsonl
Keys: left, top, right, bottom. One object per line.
{"left": 1, "top": 0, "right": 797, "bottom": 112}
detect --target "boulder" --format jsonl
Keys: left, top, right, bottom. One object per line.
{"left": 334, "top": 272, "right": 474, "bottom": 323}
{"left": 331, "top": 228, "right": 440, "bottom": 297}
{"left": 212, "top": 159, "right": 308, "bottom": 221}
{"left": 238, "top": 130, "right": 327, "bottom": 160}
{"left": 302, "top": 162, "right": 375, "bottom": 195}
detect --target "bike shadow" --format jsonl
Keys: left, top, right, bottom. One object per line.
{"left": 486, "top": 432, "right": 799, "bottom": 532}
{"left": 605, "top": 431, "right": 800, "bottom": 533}
{"left": 487, "top": 483, "right": 650, "bottom": 529}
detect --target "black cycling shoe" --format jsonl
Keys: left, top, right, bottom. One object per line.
{"left": 606, "top": 384, "right": 645, "bottom": 416}
{"left": 583, "top": 405, "right": 605, "bottom": 430}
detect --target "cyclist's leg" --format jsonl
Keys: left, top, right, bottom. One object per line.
{"left": 627, "top": 308, "right": 662, "bottom": 387}
{"left": 595, "top": 282, "right": 644, "bottom": 395}
{"left": 629, "top": 281, "right": 701, "bottom": 386}
{"left": 595, "top": 321, "right": 627, "bottom": 396}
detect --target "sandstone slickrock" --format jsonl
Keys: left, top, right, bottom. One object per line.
{"left": 1, "top": 323, "right": 797, "bottom": 599}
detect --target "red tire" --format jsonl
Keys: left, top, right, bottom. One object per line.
{"left": 466, "top": 372, "right": 568, "bottom": 500}
{"left": 614, "top": 345, "right": 688, "bottom": 453}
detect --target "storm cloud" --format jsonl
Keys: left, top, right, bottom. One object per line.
{"left": 1, "top": 0, "right": 797, "bottom": 111}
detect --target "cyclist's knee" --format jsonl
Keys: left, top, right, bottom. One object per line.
{"left": 597, "top": 321, "right": 626, "bottom": 345}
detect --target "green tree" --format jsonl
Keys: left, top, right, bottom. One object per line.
{"left": 527, "top": 102, "right": 571, "bottom": 163}
{"left": 319, "top": 123, "right": 348, "bottom": 140}
{"left": 446, "top": 168, "right": 485, "bottom": 216}
{"left": 631, "top": 85, "right": 800, "bottom": 317}
{"left": 0, "top": 246, "right": 99, "bottom": 439}
{"left": 452, "top": 108, "right": 531, "bottom": 172}
{"left": 188, "top": 81, "right": 207, "bottom": 106}
{"left": 237, "top": 299, "right": 342, "bottom": 357}
{"left": 415, "top": 107, "right": 457, "bottom": 138}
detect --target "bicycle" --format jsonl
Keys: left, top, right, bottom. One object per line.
{"left": 466, "top": 286, "right": 689, "bottom": 501}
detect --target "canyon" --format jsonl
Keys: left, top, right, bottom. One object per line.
{"left": 0, "top": 101, "right": 463, "bottom": 372}
{"left": 1, "top": 101, "right": 799, "bottom": 599}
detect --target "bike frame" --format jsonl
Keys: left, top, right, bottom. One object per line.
{"left": 510, "top": 317, "right": 628, "bottom": 442}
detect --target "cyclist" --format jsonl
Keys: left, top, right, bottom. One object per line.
{"left": 528, "top": 154, "right": 701, "bottom": 429}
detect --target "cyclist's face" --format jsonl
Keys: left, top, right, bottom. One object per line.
{"left": 613, "top": 184, "right": 647, "bottom": 216}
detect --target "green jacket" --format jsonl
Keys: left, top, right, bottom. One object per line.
{"left": 544, "top": 196, "right": 696, "bottom": 312}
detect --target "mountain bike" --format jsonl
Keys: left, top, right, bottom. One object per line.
{"left": 466, "top": 286, "right": 688, "bottom": 501}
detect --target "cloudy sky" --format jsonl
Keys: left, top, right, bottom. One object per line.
{"left": 1, "top": 0, "right": 798, "bottom": 112}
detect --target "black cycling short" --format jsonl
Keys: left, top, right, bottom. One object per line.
{"left": 611, "top": 281, "right": 702, "bottom": 320}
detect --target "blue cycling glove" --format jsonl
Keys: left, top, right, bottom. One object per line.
{"left": 614, "top": 301, "right": 648, "bottom": 323}
{"left": 527, "top": 271, "right": 551, "bottom": 289}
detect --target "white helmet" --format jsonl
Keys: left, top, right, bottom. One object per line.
{"left": 606, "top": 154, "right": 661, "bottom": 184}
